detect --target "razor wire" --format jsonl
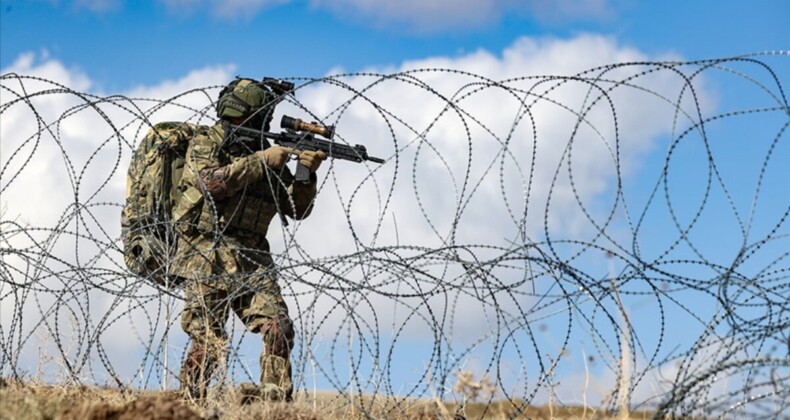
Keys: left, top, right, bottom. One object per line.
{"left": 0, "top": 52, "right": 788, "bottom": 418}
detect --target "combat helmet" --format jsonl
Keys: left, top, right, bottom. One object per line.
{"left": 216, "top": 78, "right": 276, "bottom": 129}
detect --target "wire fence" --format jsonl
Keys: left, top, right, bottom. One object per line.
{"left": 1, "top": 52, "right": 788, "bottom": 418}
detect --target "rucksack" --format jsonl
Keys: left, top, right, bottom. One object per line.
{"left": 121, "top": 121, "right": 205, "bottom": 288}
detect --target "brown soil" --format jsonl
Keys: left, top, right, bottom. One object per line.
{"left": 58, "top": 394, "right": 200, "bottom": 420}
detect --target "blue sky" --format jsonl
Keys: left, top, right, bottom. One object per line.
{"left": 1, "top": 0, "right": 788, "bottom": 410}
{"left": 1, "top": 0, "right": 787, "bottom": 90}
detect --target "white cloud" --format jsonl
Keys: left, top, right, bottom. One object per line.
{"left": 266, "top": 34, "right": 716, "bottom": 394}
{"left": 0, "top": 34, "right": 729, "bottom": 402}
{"left": 277, "top": 34, "right": 695, "bottom": 256}
{"left": 542, "top": 336, "right": 758, "bottom": 415}
{"left": 0, "top": 53, "right": 236, "bottom": 385}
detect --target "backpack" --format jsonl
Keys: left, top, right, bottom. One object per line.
{"left": 121, "top": 121, "right": 204, "bottom": 288}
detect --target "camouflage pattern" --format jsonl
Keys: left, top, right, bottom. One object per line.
{"left": 121, "top": 122, "right": 205, "bottom": 287}
{"left": 216, "top": 79, "right": 273, "bottom": 120}
{"left": 173, "top": 121, "right": 316, "bottom": 400}
{"left": 178, "top": 264, "right": 292, "bottom": 399}
{"left": 179, "top": 261, "right": 289, "bottom": 337}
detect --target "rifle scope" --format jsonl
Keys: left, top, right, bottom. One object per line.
{"left": 261, "top": 78, "right": 295, "bottom": 96}
{"left": 281, "top": 115, "right": 335, "bottom": 139}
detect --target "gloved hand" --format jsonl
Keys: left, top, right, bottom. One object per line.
{"left": 298, "top": 150, "right": 327, "bottom": 173}
{"left": 255, "top": 146, "right": 290, "bottom": 169}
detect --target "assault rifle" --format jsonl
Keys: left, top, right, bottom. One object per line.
{"left": 226, "top": 115, "right": 385, "bottom": 183}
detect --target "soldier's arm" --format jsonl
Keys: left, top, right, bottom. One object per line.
{"left": 185, "top": 129, "right": 267, "bottom": 202}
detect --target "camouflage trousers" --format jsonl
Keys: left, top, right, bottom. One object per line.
{"left": 178, "top": 269, "right": 294, "bottom": 401}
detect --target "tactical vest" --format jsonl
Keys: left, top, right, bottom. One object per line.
{"left": 173, "top": 124, "right": 291, "bottom": 237}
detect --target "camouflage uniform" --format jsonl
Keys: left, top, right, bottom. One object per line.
{"left": 171, "top": 121, "right": 318, "bottom": 401}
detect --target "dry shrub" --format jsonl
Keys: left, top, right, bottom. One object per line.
{"left": 0, "top": 379, "right": 660, "bottom": 420}
{"left": 231, "top": 402, "right": 321, "bottom": 420}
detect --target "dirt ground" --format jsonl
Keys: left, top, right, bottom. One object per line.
{"left": 0, "top": 378, "right": 655, "bottom": 419}
{"left": 0, "top": 380, "right": 319, "bottom": 420}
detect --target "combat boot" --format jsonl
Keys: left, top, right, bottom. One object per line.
{"left": 236, "top": 381, "right": 288, "bottom": 404}
{"left": 260, "top": 354, "right": 293, "bottom": 402}
{"left": 258, "top": 314, "right": 294, "bottom": 402}
{"left": 236, "top": 382, "right": 262, "bottom": 405}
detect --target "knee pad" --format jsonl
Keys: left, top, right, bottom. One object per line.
{"left": 262, "top": 314, "right": 294, "bottom": 357}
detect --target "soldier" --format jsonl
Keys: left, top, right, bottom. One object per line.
{"left": 170, "top": 78, "right": 326, "bottom": 401}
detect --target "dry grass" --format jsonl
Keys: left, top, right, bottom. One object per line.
{"left": 0, "top": 378, "right": 658, "bottom": 419}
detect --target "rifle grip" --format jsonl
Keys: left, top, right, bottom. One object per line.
{"left": 295, "top": 163, "right": 311, "bottom": 183}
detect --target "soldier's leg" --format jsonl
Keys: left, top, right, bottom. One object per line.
{"left": 233, "top": 273, "right": 293, "bottom": 401}
{"left": 180, "top": 282, "right": 230, "bottom": 399}
{"left": 259, "top": 312, "right": 294, "bottom": 401}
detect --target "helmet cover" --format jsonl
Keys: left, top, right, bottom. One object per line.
{"left": 216, "top": 78, "right": 272, "bottom": 120}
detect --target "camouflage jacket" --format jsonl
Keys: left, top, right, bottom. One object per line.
{"left": 170, "top": 122, "right": 318, "bottom": 280}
